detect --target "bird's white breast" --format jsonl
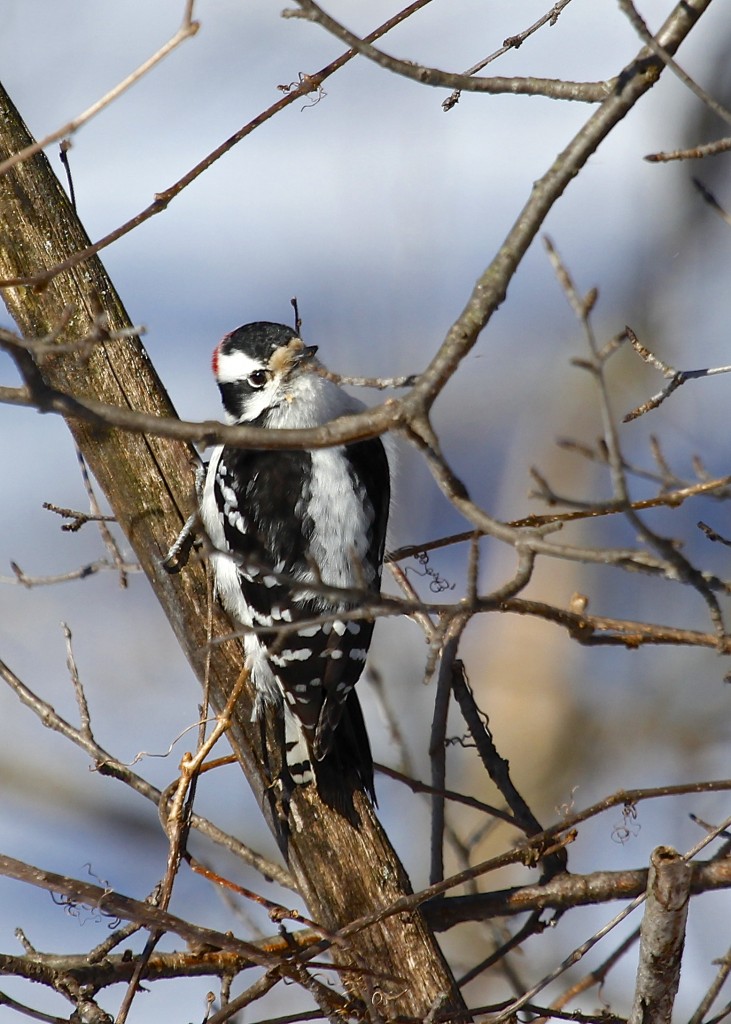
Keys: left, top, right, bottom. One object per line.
{"left": 301, "top": 448, "right": 374, "bottom": 591}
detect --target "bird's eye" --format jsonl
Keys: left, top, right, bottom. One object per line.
{"left": 247, "top": 369, "right": 269, "bottom": 389}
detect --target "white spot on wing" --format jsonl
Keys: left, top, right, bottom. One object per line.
{"left": 271, "top": 649, "right": 312, "bottom": 666}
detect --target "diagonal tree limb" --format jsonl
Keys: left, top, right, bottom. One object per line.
{"left": 400, "top": 0, "right": 714, "bottom": 416}
{"left": 424, "top": 857, "right": 731, "bottom": 930}
{"left": 450, "top": 660, "right": 568, "bottom": 881}
{"left": 0, "top": 81, "right": 465, "bottom": 1021}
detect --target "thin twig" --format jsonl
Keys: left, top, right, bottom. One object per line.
{"left": 0, "top": 559, "right": 141, "bottom": 587}
{"left": 116, "top": 667, "right": 252, "bottom": 1023}
{"left": 618, "top": 0, "right": 731, "bottom": 127}
{"left": 0, "top": 0, "right": 436, "bottom": 290}
{"left": 645, "top": 135, "right": 731, "bottom": 163}
{"left": 624, "top": 325, "right": 731, "bottom": 421}
{"left": 689, "top": 939, "right": 731, "bottom": 1024}
{"left": 375, "top": 763, "right": 516, "bottom": 825}
{"left": 443, "top": 0, "right": 575, "bottom": 110}
{"left": 74, "top": 447, "right": 129, "bottom": 587}
{"left": 62, "top": 624, "right": 92, "bottom": 738}
{"left": 543, "top": 927, "right": 640, "bottom": 1013}
{"left": 548, "top": 249, "right": 729, "bottom": 644}
{"left": 429, "top": 633, "right": 460, "bottom": 886}
{"left": 43, "top": 502, "right": 116, "bottom": 532}
{"left": 0, "top": 655, "right": 294, "bottom": 888}
{"left": 450, "top": 660, "right": 568, "bottom": 881}
{"left": 286, "top": 0, "right": 612, "bottom": 103}
{"left": 0, "top": 3, "right": 201, "bottom": 178}
{"left": 692, "top": 177, "right": 731, "bottom": 227}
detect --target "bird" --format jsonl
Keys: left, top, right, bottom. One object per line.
{"left": 197, "top": 321, "right": 390, "bottom": 807}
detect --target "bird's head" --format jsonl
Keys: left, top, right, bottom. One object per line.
{"left": 212, "top": 322, "right": 319, "bottom": 425}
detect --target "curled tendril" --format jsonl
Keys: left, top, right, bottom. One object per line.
{"left": 406, "top": 552, "right": 455, "bottom": 593}
{"left": 445, "top": 734, "right": 476, "bottom": 749}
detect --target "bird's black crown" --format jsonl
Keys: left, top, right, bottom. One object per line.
{"left": 218, "top": 322, "right": 300, "bottom": 363}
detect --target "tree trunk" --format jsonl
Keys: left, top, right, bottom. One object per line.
{"left": 0, "top": 82, "right": 465, "bottom": 1021}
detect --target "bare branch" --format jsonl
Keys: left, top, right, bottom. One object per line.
{"left": 286, "top": 0, "right": 612, "bottom": 103}
{"left": 546, "top": 265, "right": 729, "bottom": 642}
{"left": 316, "top": 367, "right": 419, "bottom": 390}
{"left": 629, "top": 847, "right": 692, "bottom": 1024}
{"left": 0, "top": 327, "right": 402, "bottom": 449}
{"left": 0, "top": 558, "right": 141, "bottom": 587}
{"left": 404, "top": 0, "right": 713, "bottom": 417}
{"left": 378, "top": 779, "right": 731, "bottom": 933}
{"left": 74, "top": 447, "right": 130, "bottom": 587}
{"left": 374, "top": 763, "right": 516, "bottom": 825}
{"left": 692, "top": 176, "right": 731, "bottom": 226}
{"left": 0, "top": 854, "right": 284, "bottom": 971}
{"left": 0, "top": 3, "right": 200, "bottom": 178}
{"left": 0, "top": 989, "right": 69, "bottom": 1024}
{"left": 624, "top": 325, "right": 731, "bottom": 421}
{"left": 0, "top": 655, "right": 294, "bottom": 888}
{"left": 0, "top": 932, "right": 321, "bottom": 989}
{"left": 689, "top": 941, "right": 731, "bottom": 1024}
{"left": 426, "top": 857, "right": 731, "bottom": 930}
{"left": 0, "top": 0, "right": 438, "bottom": 290}
{"left": 450, "top": 660, "right": 568, "bottom": 880}
{"left": 501, "top": 597, "right": 731, "bottom": 652}
{"left": 645, "top": 135, "right": 731, "bottom": 163}
{"left": 618, "top": 0, "right": 731, "bottom": 127}
{"left": 443, "top": 0, "right": 576, "bottom": 110}
{"left": 42, "top": 502, "right": 116, "bottom": 532}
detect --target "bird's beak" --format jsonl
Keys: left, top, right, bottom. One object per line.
{"left": 294, "top": 343, "right": 319, "bottom": 372}
{"left": 270, "top": 338, "right": 317, "bottom": 377}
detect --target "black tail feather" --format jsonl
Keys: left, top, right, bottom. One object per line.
{"left": 311, "top": 688, "right": 376, "bottom": 820}
{"left": 267, "top": 688, "right": 375, "bottom": 827}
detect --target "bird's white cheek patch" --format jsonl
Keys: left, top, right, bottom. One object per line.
{"left": 215, "top": 350, "right": 264, "bottom": 384}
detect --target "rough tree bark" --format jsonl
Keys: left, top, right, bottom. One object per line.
{"left": 0, "top": 82, "right": 465, "bottom": 1021}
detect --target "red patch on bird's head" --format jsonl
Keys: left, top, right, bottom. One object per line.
{"left": 211, "top": 342, "right": 221, "bottom": 377}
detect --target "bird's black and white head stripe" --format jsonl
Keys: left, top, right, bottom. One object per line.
{"left": 199, "top": 322, "right": 390, "bottom": 804}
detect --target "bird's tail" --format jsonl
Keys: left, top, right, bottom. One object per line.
{"left": 281, "top": 690, "right": 375, "bottom": 814}
{"left": 282, "top": 701, "right": 314, "bottom": 786}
